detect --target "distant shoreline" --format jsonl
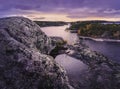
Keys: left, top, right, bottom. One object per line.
{"left": 79, "top": 36, "right": 120, "bottom": 42}
{"left": 66, "top": 29, "right": 120, "bottom": 42}
{"left": 35, "top": 21, "right": 68, "bottom": 27}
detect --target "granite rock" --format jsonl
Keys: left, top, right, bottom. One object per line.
{"left": 0, "top": 17, "right": 71, "bottom": 89}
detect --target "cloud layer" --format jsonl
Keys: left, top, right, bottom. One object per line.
{"left": 0, "top": 0, "right": 120, "bottom": 21}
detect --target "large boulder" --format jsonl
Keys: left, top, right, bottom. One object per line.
{"left": 0, "top": 17, "right": 55, "bottom": 54}
{"left": 0, "top": 17, "right": 71, "bottom": 89}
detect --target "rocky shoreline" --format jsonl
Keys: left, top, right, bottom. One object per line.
{"left": 64, "top": 41, "right": 120, "bottom": 89}
{"left": 0, "top": 17, "right": 119, "bottom": 89}
{"left": 50, "top": 36, "right": 120, "bottom": 89}
{"left": 49, "top": 35, "right": 120, "bottom": 89}
{"left": 79, "top": 36, "right": 120, "bottom": 42}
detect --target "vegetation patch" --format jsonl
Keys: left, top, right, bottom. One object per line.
{"left": 69, "top": 21, "right": 120, "bottom": 39}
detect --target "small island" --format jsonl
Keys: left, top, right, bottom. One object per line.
{"left": 68, "top": 21, "right": 120, "bottom": 40}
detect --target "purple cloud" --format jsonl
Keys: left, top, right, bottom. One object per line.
{"left": 0, "top": 0, "right": 120, "bottom": 21}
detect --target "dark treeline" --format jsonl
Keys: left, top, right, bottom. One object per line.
{"left": 69, "top": 21, "right": 120, "bottom": 39}
{"left": 34, "top": 21, "right": 67, "bottom": 27}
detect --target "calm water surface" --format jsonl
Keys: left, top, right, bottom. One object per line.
{"left": 56, "top": 54, "right": 88, "bottom": 79}
{"left": 41, "top": 25, "right": 78, "bottom": 45}
{"left": 82, "top": 39, "right": 120, "bottom": 62}
{"left": 41, "top": 25, "right": 120, "bottom": 62}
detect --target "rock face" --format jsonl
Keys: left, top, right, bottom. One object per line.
{"left": 66, "top": 42, "right": 120, "bottom": 89}
{"left": 0, "top": 17, "right": 71, "bottom": 89}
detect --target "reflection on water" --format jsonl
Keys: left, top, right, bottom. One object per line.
{"left": 55, "top": 54, "right": 88, "bottom": 79}
{"left": 41, "top": 25, "right": 78, "bottom": 45}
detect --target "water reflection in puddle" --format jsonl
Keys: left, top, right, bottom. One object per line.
{"left": 55, "top": 54, "right": 88, "bottom": 79}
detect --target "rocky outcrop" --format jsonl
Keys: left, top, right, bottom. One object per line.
{"left": 66, "top": 42, "right": 120, "bottom": 89}
{"left": 49, "top": 37, "right": 67, "bottom": 58}
{"left": 0, "top": 17, "right": 71, "bottom": 89}
{"left": 0, "top": 17, "right": 55, "bottom": 54}
{"left": 50, "top": 37, "right": 65, "bottom": 44}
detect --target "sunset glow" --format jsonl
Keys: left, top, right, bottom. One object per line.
{"left": 0, "top": 0, "right": 120, "bottom": 21}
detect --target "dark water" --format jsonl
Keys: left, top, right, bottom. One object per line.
{"left": 83, "top": 39, "right": 120, "bottom": 62}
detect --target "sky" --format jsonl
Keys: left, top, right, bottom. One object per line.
{"left": 0, "top": 0, "right": 120, "bottom": 21}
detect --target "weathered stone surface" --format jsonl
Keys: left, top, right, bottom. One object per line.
{"left": 50, "top": 37, "right": 65, "bottom": 44}
{"left": 0, "top": 17, "right": 55, "bottom": 54}
{"left": 49, "top": 37, "right": 68, "bottom": 58}
{"left": 0, "top": 17, "right": 71, "bottom": 89}
{"left": 66, "top": 42, "right": 120, "bottom": 89}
